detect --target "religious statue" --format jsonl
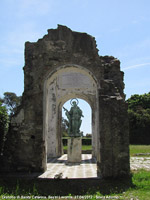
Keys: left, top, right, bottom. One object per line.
{"left": 63, "top": 99, "right": 84, "bottom": 137}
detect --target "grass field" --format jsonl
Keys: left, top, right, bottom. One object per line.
{"left": 93, "top": 169, "right": 150, "bottom": 200}
{"left": 1, "top": 145, "right": 150, "bottom": 199}
{"left": 0, "top": 170, "right": 150, "bottom": 199}
{"left": 63, "top": 145, "right": 92, "bottom": 151}
{"left": 130, "top": 145, "right": 150, "bottom": 156}
{"left": 64, "top": 144, "right": 150, "bottom": 156}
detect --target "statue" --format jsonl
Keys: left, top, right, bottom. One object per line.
{"left": 63, "top": 99, "right": 84, "bottom": 137}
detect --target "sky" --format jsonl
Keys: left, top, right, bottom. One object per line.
{"left": 62, "top": 99, "right": 91, "bottom": 136}
{"left": 0, "top": 0, "right": 150, "bottom": 135}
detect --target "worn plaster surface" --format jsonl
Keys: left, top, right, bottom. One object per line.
{"left": 44, "top": 66, "right": 99, "bottom": 159}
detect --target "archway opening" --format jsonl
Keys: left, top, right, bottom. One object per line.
{"left": 62, "top": 98, "right": 92, "bottom": 156}
{"left": 40, "top": 98, "right": 98, "bottom": 179}
{"left": 42, "top": 65, "right": 99, "bottom": 178}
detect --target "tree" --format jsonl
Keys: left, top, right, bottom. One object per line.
{"left": 0, "top": 97, "right": 3, "bottom": 103}
{"left": 127, "top": 92, "right": 150, "bottom": 111}
{"left": 0, "top": 102, "right": 9, "bottom": 154}
{"left": 86, "top": 133, "right": 92, "bottom": 138}
{"left": 61, "top": 117, "right": 69, "bottom": 137}
{"left": 0, "top": 92, "right": 21, "bottom": 155}
{"left": 127, "top": 92, "right": 150, "bottom": 144}
{"left": 3, "top": 92, "right": 21, "bottom": 117}
{"left": 80, "top": 131, "right": 83, "bottom": 137}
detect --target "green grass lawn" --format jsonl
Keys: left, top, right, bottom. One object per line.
{"left": 1, "top": 145, "right": 150, "bottom": 199}
{"left": 0, "top": 170, "right": 150, "bottom": 200}
{"left": 64, "top": 144, "right": 150, "bottom": 156}
{"left": 91, "top": 170, "right": 150, "bottom": 200}
{"left": 63, "top": 145, "right": 92, "bottom": 151}
{"left": 130, "top": 145, "right": 150, "bottom": 156}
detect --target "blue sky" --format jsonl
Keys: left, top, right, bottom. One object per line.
{"left": 0, "top": 0, "right": 150, "bottom": 134}
{"left": 62, "top": 99, "right": 91, "bottom": 136}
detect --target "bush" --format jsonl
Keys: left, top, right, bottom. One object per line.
{"left": 127, "top": 93, "right": 150, "bottom": 144}
{"left": 62, "top": 138, "right": 91, "bottom": 146}
{"left": 82, "top": 138, "right": 91, "bottom": 145}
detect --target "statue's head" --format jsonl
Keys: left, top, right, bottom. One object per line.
{"left": 72, "top": 101, "right": 77, "bottom": 106}
{"left": 70, "top": 99, "right": 78, "bottom": 107}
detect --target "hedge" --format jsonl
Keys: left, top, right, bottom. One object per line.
{"left": 62, "top": 138, "right": 91, "bottom": 146}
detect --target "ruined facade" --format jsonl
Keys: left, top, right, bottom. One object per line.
{"left": 1, "top": 25, "right": 130, "bottom": 178}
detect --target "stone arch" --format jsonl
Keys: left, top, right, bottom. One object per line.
{"left": 2, "top": 25, "right": 130, "bottom": 179}
{"left": 43, "top": 64, "right": 99, "bottom": 163}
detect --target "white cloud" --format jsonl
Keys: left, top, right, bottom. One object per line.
{"left": 110, "top": 28, "right": 121, "bottom": 33}
{"left": 16, "top": 0, "right": 55, "bottom": 17}
{"left": 0, "top": 21, "right": 45, "bottom": 68}
{"left": 0, "top": 58, "right": 22, "bottom": 67}
{"left": 115, "top": 38, "right": 150, "bottom": 64}
{"left": 131, "top": 16, "right": 149, "bottom": 24}
{"left": 123, "top": 63, "right": 150, "bottom": 70}
{"left": 6, "top": 22, "right": 44, "bottom": 45}
{"left": 0, "top": 44, "right": 23, "bottom": 54}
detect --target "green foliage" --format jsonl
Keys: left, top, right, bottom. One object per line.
{"left": 127, "top": 92, "right": 150, "bottom": 144}
{"left": 61, "top": 117, "right": 69, "bottom": 137}
{"left": 63, "top": 145, "right": 92, "bottom": 151}
{"left": 80, "top": 131, "right": 83, "bottom": 136}
{"left": 85, "top": 133, "right": 92, "bottom": 138}
{"left": 127, "top": 92, "right": 150, "bottom": 111}
{"left": 0, "top": 170, "right": 150, "bottom": 199}
{"left": 0, "top": 97, "right": 4, "bottom": 104}
{"left": 62, "top": 138, "right": 92, "bottom": 146}
{"left": 0, "top": 102, "right": 9, "bottom": 154}
{"left": 3, "top": 92, "right": 21, "bottom": 117}
{"left": 0, "top": 91, "right": 21, "bottom": 155}
{"left": 132, "top": 170, "right": 150, "bottom": 190}
{"left": 82, "top": 138, "right": 91, "bottom": 145}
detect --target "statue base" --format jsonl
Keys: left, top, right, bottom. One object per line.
{"left": 67, "top": 137, "right": 82, "bottom": 163}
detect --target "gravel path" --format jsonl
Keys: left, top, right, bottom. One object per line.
{"left": 130, "top": 156, "right": 150, "bottom": 171}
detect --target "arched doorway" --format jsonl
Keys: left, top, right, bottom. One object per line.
{"left": 61, "top": 98, "right": 96, "bottom": 158}
{"left": 43, "top": 64, "right": 100, "bottom": 167}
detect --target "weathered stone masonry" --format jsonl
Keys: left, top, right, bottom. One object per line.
{"left": 1, "top": 25, "right": 130, "bottom": 178}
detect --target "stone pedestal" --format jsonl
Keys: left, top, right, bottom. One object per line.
{"left": 67, "top": 137, "right": 82, "bottom": 163}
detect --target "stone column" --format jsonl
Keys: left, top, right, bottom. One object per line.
{"left": 67, "top": 137, "right": 82, "bottom": 163}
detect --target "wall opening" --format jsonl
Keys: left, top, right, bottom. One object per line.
{"left": 62, "top": 98, "right": 92, "bottom": 156}
{"left": 43, "top": 65, "right": 99, "bottom": 176}
{"left": 40, "top": 99, "right": 97, "bottom": 179}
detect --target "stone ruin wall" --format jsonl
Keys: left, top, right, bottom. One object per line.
{"left": 0, "top": 25, "right": 130, "bottom": 178}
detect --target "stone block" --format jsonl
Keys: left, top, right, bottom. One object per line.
{"left": 67, "top": 137, "right": 81, "bottom": 163}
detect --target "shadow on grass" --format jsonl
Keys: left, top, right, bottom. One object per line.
{"left": 0, "top": 175, "right": 134, "bottom": 196}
